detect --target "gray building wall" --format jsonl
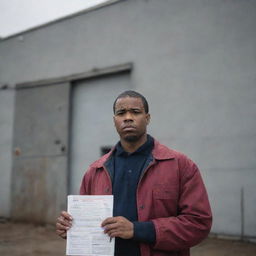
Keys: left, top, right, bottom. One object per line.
{"left": 0, "top": 0, "right": 255, "bottom": 238}
{"left": 0, "top": 88, "right": 15, "bottom": 218}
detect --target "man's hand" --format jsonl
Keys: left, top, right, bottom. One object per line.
{"left": 101, "top": 216, "right": 134, "bottom": 239}
{"left": 56, "top": 211, "right": 73, "bottom": 239}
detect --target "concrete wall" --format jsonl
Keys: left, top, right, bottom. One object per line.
{"left": 0, "top": 0, "right": 255, "bottom": 238}
{"left": 0, "top": 88, "right": 15, "bottom": 218}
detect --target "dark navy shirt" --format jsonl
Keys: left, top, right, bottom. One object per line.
{"left": 112, "top": 135, "right": 156, "bottom": 256}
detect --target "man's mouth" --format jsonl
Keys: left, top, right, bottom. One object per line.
{"left": 122, "top": 125, "right": 136, "bottom": 131}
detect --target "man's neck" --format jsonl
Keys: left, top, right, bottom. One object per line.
{"left": 120, "top": 134, "right": 148, "bottom": 153}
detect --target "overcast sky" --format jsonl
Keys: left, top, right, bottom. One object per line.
{"left": 0, "top": 0, "right": 108, "bottom": 38}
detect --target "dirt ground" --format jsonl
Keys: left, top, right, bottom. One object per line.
{"left": 0, "top": 221, "right": 256, "bottom": 256}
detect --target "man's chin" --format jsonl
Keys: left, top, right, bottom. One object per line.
{"left": 123, "top": 135, "right": 139, "bottom": 143}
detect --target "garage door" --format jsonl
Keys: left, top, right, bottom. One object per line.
{"left": 69, "top": 72, "right": 131, "bottom": 194}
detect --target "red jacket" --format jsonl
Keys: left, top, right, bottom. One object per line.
{"left": 80, "top": 140, "right": 212, "bottom": 256}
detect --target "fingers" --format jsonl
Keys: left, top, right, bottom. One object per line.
{"left": 106, "top": 229, "right": 123, "bottom": 238}
{"left": 58, "top": 213, "right": 72, "bottom": 226}
{"left": 56, "top": 228, "right": 68, "bottom": 239}
{"left": 103, "top": 222, "right": 119, "bottom": 236}
{"left": 61, "top": 211, "right": 73, "bottom": 221}
{"left": 101, "top": 216, "right": 134, "bottom": 239}
{"left": 101, "top": 217, "right": 119, "bottom": 235}
{"left": 101, "top": 217, "right": 116, "bottom": 227}
{"left": 56, "top": 211, "right": 73, "bottom": 239}
{"left": 56, "top": 216, "right": 72, "bottom": 229}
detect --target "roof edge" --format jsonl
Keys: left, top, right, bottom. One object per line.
{"left": 1, "top": 0, "right": 121, "bottom": 41}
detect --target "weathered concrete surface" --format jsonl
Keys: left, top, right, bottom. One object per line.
{"left": 13, "top": 83, "right": 69, "bottom": 157}
{"left": 0, "top": 221, "right": 65, "bottom": 256}
{"left": 0, "top": 222, "right": 256, "bottom": 256}
{"left": 11, "top": 156, "right": 67, "bottom": 223}
{"left": 11, "top": 83, "right": 70, "bottom": 223}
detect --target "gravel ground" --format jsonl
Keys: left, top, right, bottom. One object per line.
{"left": 1, "top": 221, "right": 256, "bottom": 256}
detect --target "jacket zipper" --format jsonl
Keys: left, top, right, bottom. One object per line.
{"left": 138, "top": 158, "right": 156, "bottom": 187}
{"left": 136, "top": 158, "right": 156, "bottom": 216}
{"left": 102, "top": 165, "right": 113, "bottom": 194}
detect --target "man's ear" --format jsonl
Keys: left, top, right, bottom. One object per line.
{"left": 113, "top": 115, "right": 116, "bottom": 126}
{"left": 146, "top": 114, "right": 151, "bottom": 125}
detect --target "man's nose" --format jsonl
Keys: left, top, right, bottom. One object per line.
{"left": 124, "top": 111, "right": 133, "bottom": 121}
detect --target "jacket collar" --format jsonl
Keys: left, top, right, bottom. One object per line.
{"left": 151, "top": 139, "right": 175, "bottom": 160}
{"left": 92, "top": 138, "right": 175, "bottom": 169}
{"left": 93, "top": 150, "right": 113, "bottom": 169}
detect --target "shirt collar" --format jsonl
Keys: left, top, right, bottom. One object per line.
{"left": 115, "top": 134, "right": 154, "bottom": 157}
{"left": 92, "top": 137, "right": 176, "bottom": 169}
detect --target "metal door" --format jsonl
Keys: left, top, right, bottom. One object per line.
{"left": 69, "top": 72, "right": 131, "bottom": 194}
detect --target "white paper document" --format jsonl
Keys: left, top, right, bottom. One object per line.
{"left": 66, "top": 195, "right": 114, "bottom": 256}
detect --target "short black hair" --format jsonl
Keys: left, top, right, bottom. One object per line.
{"left": 113, "top": 90, "right": 149, "bottom": 114}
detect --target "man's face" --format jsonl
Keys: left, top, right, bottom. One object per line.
{"left": 113, "top": 96, "right": 150, "bottom": 142}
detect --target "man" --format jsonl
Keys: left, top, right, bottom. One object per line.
{"left": 56, "top": 90, "right": 212, "bottom": 256}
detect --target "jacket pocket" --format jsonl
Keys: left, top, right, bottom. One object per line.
{"left": 153, "top": 184, "right": 178, "bottom": 199}
{"left": 152, "top": 184, "right": 178, "bottom": 217}
{"left": 153, "top": 188, "right": 175, "bottom": 199}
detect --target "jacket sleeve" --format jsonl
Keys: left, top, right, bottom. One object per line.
{"left": 152, "top": 156, "right": 212, "bottom": 251}
{"left": 79, "top": 167, "right": 93, "bottom": 195}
